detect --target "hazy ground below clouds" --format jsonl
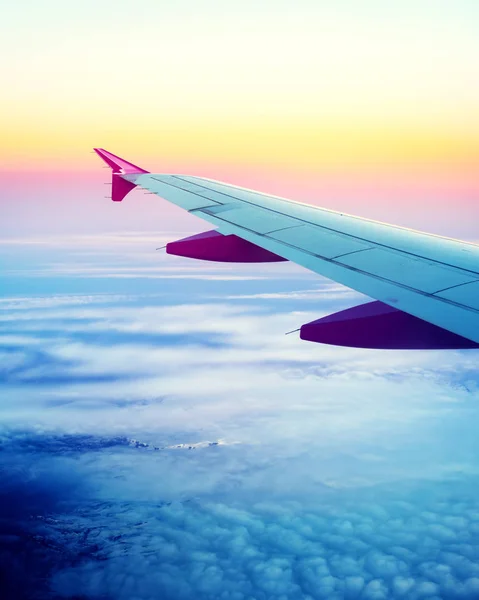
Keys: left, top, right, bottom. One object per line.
{"left": 2, "top": 232, "right": 479, "bottom": 600}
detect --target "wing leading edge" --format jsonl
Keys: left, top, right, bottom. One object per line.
{"left": 94, "top": 148, "right": 479, "bottom": 349}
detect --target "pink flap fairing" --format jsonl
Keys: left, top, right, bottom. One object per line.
{"left": 166, "top": 230, "right": 287, "bottom": 263}
{"left": 300, "top": 300, "right": 479, "bottom": 350}
{"left": 93, "top": 148, "right": 149, "bottom": 202}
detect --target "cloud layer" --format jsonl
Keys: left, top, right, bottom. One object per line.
{"left": 3, "top": 236, "right": 479, "bottom": 598}
{"left": 49, "top": 486, "right": 479, "bottom": 600}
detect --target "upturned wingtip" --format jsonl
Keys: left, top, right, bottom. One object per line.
{"left": 93, "top": 148, "right": 149, "bottom": 175}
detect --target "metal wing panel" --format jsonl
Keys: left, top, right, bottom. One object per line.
{"left": 200, "top": 205, "right": 300, "bottom": 234}
{"left": 150, "top": 176, "right": 239, "bottom": 205}
{"left": 437, "top": 281, "right": 479, "bottom": 310}
{"left": 131, "top": 172, "right": 479, "bottom": 343}
{"left": 144, "top": 176, "right": 221, "bottom": 211}
{"left": 337, "top": 248, "right": 479, "bottom": 293}
{"left": 268, "top": 225, "right": 375, "bottom": 258}
{"left": 205, "top": 220, "right": 479, "bottom": 344}
{"left": 162, "top": 175, "right": 479, "bottom": 274}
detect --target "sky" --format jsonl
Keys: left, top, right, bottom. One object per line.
{"left": 2, "top": 0, "right": 479, "bottom": 237}
{"left": 2, "top": 1, "right": 479, "bottom": 599}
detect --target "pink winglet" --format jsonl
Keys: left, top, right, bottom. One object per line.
{"left": 93, "top": 148, "right": 149, "bottom": 202}
{"left": 111, "top": 177, "right": 138, "bottom": 202}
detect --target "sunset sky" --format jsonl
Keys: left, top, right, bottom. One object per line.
{"left": 2, "top": 0, "right": 479, "bottom": 237}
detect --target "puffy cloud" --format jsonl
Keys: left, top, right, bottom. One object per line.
{"left": 3, "top": 428, "right": 479, "bottom": 599}
{"left": 34, "top": 479, "right": 479, "bottom": 600}
{"left": 0, "top": 443, "right": 86, "bottom": 598}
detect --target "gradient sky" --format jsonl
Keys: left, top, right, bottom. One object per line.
{"left": 4, "top": 4, "right": 479, "bottom": 597}
{"left": 2, "top": 0, "right": 479, "bottom": 238}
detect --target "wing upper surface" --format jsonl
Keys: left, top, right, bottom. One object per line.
{"left": 129, "top": 172, "right": 479, "bottom": 344}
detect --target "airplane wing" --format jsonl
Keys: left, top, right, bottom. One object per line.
{"left": 94, "top": 148, "right": 479, "bottom": 350}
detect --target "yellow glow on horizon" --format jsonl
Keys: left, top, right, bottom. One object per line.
{"left": 2, "top": 1, "right": 478, "bottom": 173}
{"left": 3, "top": 116, "right": 479, "bottom": 172}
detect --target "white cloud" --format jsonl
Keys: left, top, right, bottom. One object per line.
{"left": 43, "top": 484, "right": 479, "bottom": 600}
{"left": 0, "top": 293, "right": 140, "bottom": 310}
{"left": 223, "top": 283, "right": 363, "bottom": 301}
{"left": 3, "top": 284, "right": 479, "bottom": 599}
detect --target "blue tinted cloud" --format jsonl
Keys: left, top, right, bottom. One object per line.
{"left": 0, "top": 439, "right": 87, "bottom": 598}
{"left": 43, "top": 481, "right": 479, "bottom": 600}
{"left": 3, "top": 237, "right": 479, "bottom": 599}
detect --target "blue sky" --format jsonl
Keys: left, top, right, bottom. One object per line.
{"left": 3, "top": 231, "right": 479, "bottom": 598}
